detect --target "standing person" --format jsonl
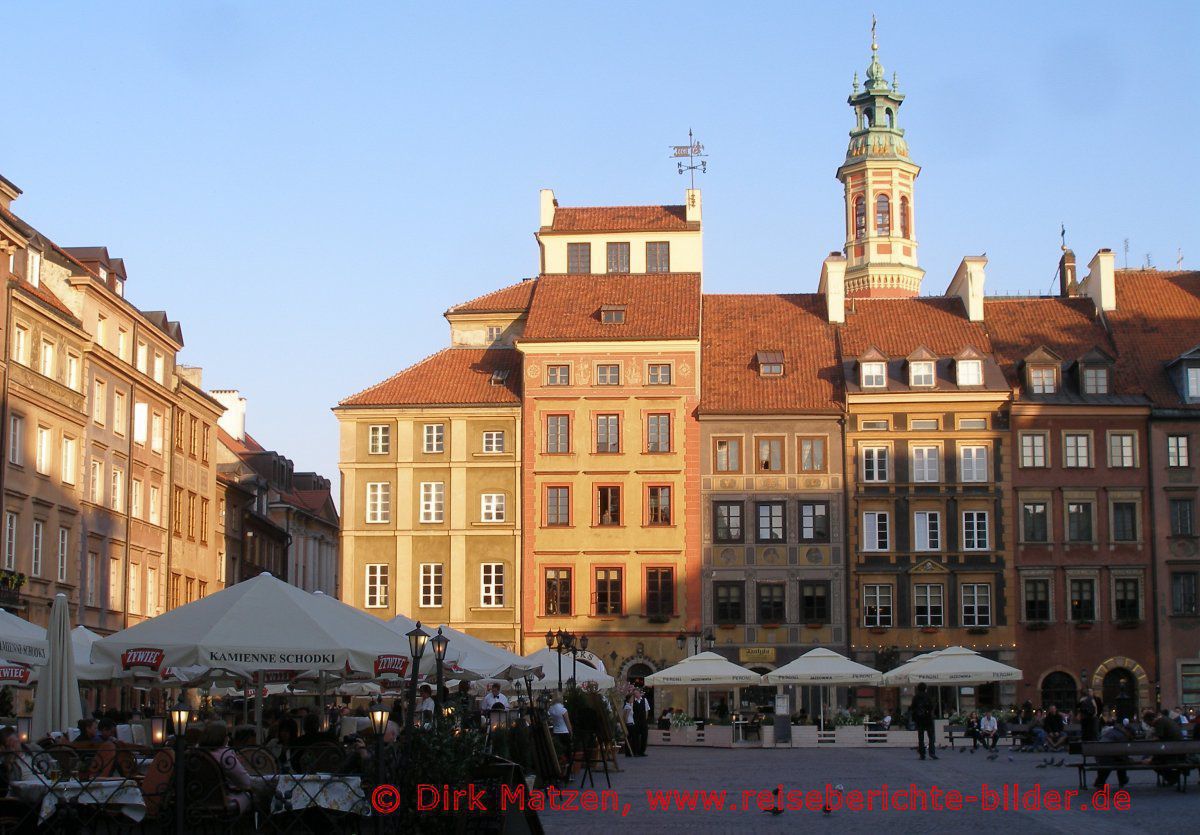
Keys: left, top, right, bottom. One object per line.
{"left": 979, "top": 710, "right": 999, "bottom": 750}
{"left": 481, "top": 683, "right": 509, "bottom": 714}
{"left": 1077, "top": 688, "right": 1102, "bottom": 742}
{"left": 621, "top": 695, "right": 636, "bottom": 758}
{"left": 547, "top": 695, "right": 572, "bottom": 758}
{"left": 415, "top": 685, "right": 436, "bottom": 726}
{"left": 910, "top": 683, "right": 937, "bottom": 760}
{"left": 631, "top": 690, "right": 651, "bottom": 757}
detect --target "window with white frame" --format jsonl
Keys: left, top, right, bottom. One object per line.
{"left": 914, "top": 583, "right": 943, "bottom": 627}
{"left": 35, "top": 426, "right": 50, "bottom": 475}
{"left": 4, "top": 513, "right": 16, "bottom": 570}
{"left": 365, "top": 482, "right": 391, "bottom": 523}
{"left": 27, "top": 250, "right": 41, "bottom": 287}
{"left": 61, "top": 437, "right": 76, "bottom": 485}
{"left": 1020, "top": 433, "right": 1047, "bottom": 467}
{"left": 1064, "top": 433, "right": 1091, "bottom": 467}
{"left": 959, "top": 418, "right": 988, "bottom": 430}
{"left": 1190, "top": 367, "right": 1200, "bottom": 399}
{"left": 147, "top": 567, "right": 158, "bottom": 616}
{"left": 483, "top": 430, "right": 505, "bottom": 453}
{"left": 136, "top": 341, "right": 148, "bottom": 374}
{"left": 596, "top": 364, "right": 620, "bottom": 385}
{"left": 153, "top": 352, "right": 165, "bottom": 385}
{"left": 113, "top": 392, "right": 127, "bottom": 436}
{"left": 66, "top": 353, "right": 80, "bottom": 391}
{"left": 57, "top": 527, "right": 68, "bottom": 582}
{"left": 420, "top": 563, "right": 443, "bottom": 607}
{"left": 149, "top": 486, "right": 161, "bottom": 525}
{"left": 89, "top": 461, "right": 103, "bottom": 504}
{"left": 862, "top": 446, "right": 889, "bottom": 482}
{"left": 423, "top": 424, "right": 444, "bottom": 453}
{"left": 11, "top": 325, "right": 28, "bottom": 365}
{"left": 117, "top": 328, "right": 128, "bottom": 361}
{"left": 864, "top": 584, "right": 892, "bottom": 627}
{"left": 133, "top": 402, "right": 148, "bottom": 445}
{"left": 128, "top": 564, "right": 139, "bottom": 615}
{"left": 959, "top": 445, "right": 988, "bottom": 482}
{"left": 368, "top": 425, "right": 390, "bottom": 454}
{"left": 111, "top": 467, "right": 124, "bottom": 511}
{"left": 909, "top": 361, "right": 935, "bottom": 387}
{"left": 31, "top": 520, "right": 43, "bottom": 577}
{"left": 481, "top": 493, "right": 506, "bottom": 522}
{"left": 963, "top": 510, "right": 989, "bottom": 550}
{"left": 92, "top": 380, "right": 106, "bottom": 425}
{"left": 131, "top": 479, "right": 143, "bottom": 519}
{"left": 39, "top": 339, "right": 55, "bottom": 378}
{"left": 1168, "top": 435, "right": 1189, "bottom": 467}
{"left": 1083, "top": 367, "right": 1109, "bottom": 394}
{"left": 647, "top": 363, "right": 672, "bottom": 385}
{"left": 956, "top": 359, "right": 983, "bottom": 385}
{"left": 486, "top": 325, "right": 503, "bottom": 343}
{"left": 914, "top": 511, "right": 941, "bottom": 551}
{"left": 481, "top": 563, "right": 505, "bottom": 607}
{"left": 419, "top": 482, "right": 444, "bottom": 523}
{"left": 911, "top": 446, "right": 939, "bottom": 482}
{"left": 1030, "top": 366, "right": 1056, "bottom": 394}
{"left": 546, "top": 364, "right": 570, "bottom": 385}
{"left": 861, "top": 362, "right": 886, "bottom": 388}
{"left": 151, "top": 413, "right": 163, "bottom": 453}
{"left": 910, "top": 418, "right": 939, "bottom": 430}
{"left": 862, "top": 511, "right": 889, "bottom": 551}
{"left": 7, "top": 415, "right": 20, "bottom": 466}
{"left": 86, "top": 553, "right": 97, "bottom": 606}
{"left": 1108, "top": 432, "right": 1136, "bottom": 468}
{"left": 364, "top": 564, "right": 389, "bottom": 608}
{"left": 962, "top": 584, "right": 992, "bottom": 626}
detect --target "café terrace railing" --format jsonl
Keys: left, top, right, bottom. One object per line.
{"left": 0, "top": 741, "right": 411, "bottom": 834}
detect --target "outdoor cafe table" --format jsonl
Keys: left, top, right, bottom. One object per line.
{"left": 266, "top": 772, "right": 371, "bottom": 815}
{"left": 10, "top": 777, "right": 145, "bottom": 824}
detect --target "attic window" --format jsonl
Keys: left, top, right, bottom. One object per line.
{"left": 1082, "top": 367, "right": 1108, "bottom": 395}
{"left": 490, "top": 369, "right": 510, "bottom": 386}
{"left": 756, "top": 351, "right": 784, "bottom": 377}
{"left": 861, "top": 361, "right": 886, "bottom": 388}
{"left": 909, "top": 361, "right": 935, "bottom": 387}
{"left": 956, "top": 359, "right": 983, "bottom": 386}
{"left": 1030, "top": 366, "right": 1056, "bottom": 394}
{"left": 600, "top": 305, "right": 626, "bottom": 325}
{"left": 1189, "top": 366, "right": 1200, "bottom": 399}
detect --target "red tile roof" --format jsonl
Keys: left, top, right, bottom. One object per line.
{"left": 338, "top": 348, "right": 522, "bottom": 407}
{"left": 15, "top": 276, "right": 77, "bottom": 321}
{"left": 445, "top": 279, "right": 536, "bottom": 314}
{"left": 218, "top": 427, "right": 267, "bottom": 457}
{"left": 521, "top": 273, "right": 701, "bottom": 342}
{"left": 839, "top": 297, "right": 992, "bottom": 357}
{"left": 545, "top": 205, "right": 696, "bottom": 233}
{"left": 983, "top": 296, "right": 1137, "bottom": 393}
{"left": 701, "top": 294, "right": 842, "bottom": 413}
{"left": 1107, "top": 270, "right": 1200, "bottom": 409}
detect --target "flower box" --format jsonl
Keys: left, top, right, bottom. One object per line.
{"left": 762, "top": 623, "right": 781, "bottom": 630}
{"left": 647, "top": 614, "right": 670, "bottom": 624}
{"left": 919, "top": 627, "right": 938, "bottom": 634}
{"left": 967, "top": 627, "right": 989, "bottom": 635}
{"left": 805, "top": 623, "right": 825, "bottom": 630}
{"left": 1114, "top": 619, "right": 1141, "bottom": 630}
{"left": 868, "top": 627, "right": 887, "bottom": 635}
{"left": 1025, "top": 621, "right": 1048, "bottom": 631}
{"left": 1074, "top": 621, "right": 1094, "bottom": 630}
{"left": 718, "top": 623, "right": 736, "bottom": 631}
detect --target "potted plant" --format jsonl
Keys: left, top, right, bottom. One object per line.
{"left": 919, "top": 626, "right": 938, "bottom": 634}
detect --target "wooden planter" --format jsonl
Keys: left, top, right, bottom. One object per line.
{"left": 762, "top": 624, "right": 781, "bottom": 630}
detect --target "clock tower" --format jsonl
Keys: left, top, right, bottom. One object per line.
{"left": 836, "top": 25, "right": 924, "bottom": 298}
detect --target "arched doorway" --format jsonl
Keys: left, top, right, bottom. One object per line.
{"left": 1103, "top": 668, "right": 1138, "bottom": 719}
{"left": 627, "top": 662, "right": 654, "bottom": 714}
{"left": 1040, "top": 672, "right": 1077, "bottom": 712}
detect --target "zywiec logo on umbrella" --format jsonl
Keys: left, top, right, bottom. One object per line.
{"left": 0, "top": 664, "right": 30, "bottom": 684}
{"left": 374, "top": 655, "right": 410, "bottom": 678}
{"left": 232, "top": 670, "right": 299, "bottom": 689}
{"left": 121, "top": 647, "right": 165, "bottom": 672}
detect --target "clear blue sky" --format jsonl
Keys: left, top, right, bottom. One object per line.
{"left": 4, "top": 2, "right": 1197, "bottom": 496}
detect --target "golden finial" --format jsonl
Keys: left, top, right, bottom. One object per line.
{"left": 871, "top": 14, "right": 878, "bottom": 52}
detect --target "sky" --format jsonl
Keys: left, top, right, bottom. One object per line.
{"left": 3, "top": 1, "right": 1197, "bottom": 500}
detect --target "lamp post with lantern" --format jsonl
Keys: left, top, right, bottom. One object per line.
{"left": 431, "top": 627, "right": 450, "bottom": 723}
{"left": 570, "top": 634, "right": 589, "bottom": 686}
{"left": 405, "top": 622, "right": 429, "bottom": 740}
{"left": 546, "top": 629, "right": 575, "bottom": 692}
{"left": 170, "top": 702, "right": 191, "bottom": 834}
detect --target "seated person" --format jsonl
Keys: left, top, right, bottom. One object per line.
{"left": 198, "top": 721, "right": 258, "bottom": 815}
{"left": 964, "top": 712, "right": 983, "bottom": 749}
{"left": 1147, "top": 709, "right": 1185, "bottom": 786}
{"left": 80, "top": 719, "right": 122, "bottom": 780}
{"left": 1093, "top": 719, "right": 1133, "bottom": 789}
{"left": 266, "top": 718, "right": 298, "bottom": 773}
{"left": 0, "top": 726, "right": 35, "bottom": 790}
{"left": 75, "top": 718, "right": 100, "bottom": 744}
{"left": 1042, "top": 705, "right": 1068, "bottom": 752}
{"left": 979, "top": 711, "right": 999, "bottom": 750}
{"left": 657, "top": 709, "right": 673, "bottom": 730}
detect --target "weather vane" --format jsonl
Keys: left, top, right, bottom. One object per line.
{"left": 671, "top": 128, "right": 707, "bottom": 189}
{"left": 871, "top": 13, "right": 878, "bottom": 51}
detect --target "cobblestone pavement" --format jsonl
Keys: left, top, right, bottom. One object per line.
{"left": 539, "top": 744, "right": 1192, "bottom": 833}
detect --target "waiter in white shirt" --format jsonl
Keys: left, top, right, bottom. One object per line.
{"left": 481, "top": 682, "right": 509, "bottom": 713}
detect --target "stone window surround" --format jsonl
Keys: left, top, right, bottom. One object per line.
{"left": 1107, "top": 489, "right": 1144, "bottom": 548}
{"left": 1104, "top": 429, "right": 1140, "bottom": 468}
{"left": 1062, "top": 489, "right": 1099, "bottom": 547}
{"left": 1018, "top": 567, "right": 1056, "bottom": 623}
{"left": 1064, "top": 567, "right": 1101, "bottom": 622}
{"left": 1017, "top": 489, "right": 1053, "bottom": 544}
{"left": 1109, "top": 567, "right": 1145, "bottom": 621}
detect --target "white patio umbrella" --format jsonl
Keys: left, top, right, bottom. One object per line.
{"left": 522, "top": 648, "right": 613, "bottom": 691}
{"left": 644, "top": 652, "right": 760, "bottom": 686}
{"left": 383, "top": 615, "right": 532, "bottom": 682}
{"left": 91, "top": 573, "right": 419, "bottom": 738}
{"left": 71, "top": 626, "right": 114, "bottom": 682}
{"left": 0, "top": 607, "right": 48, "bottom": 666}
{"left": 882, "top": 646, "right": 1021, "bottom": 686}
{"left": 31, "top": 594, "right": 82, "bottom": 740}
{"left": 764, "top": 648, "right": 883, "bottom": 731}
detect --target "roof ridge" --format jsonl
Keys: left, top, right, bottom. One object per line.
{"left": 445, "top": 277, "right": 535, "bottom": 313}
{"left": 337, "top": 348, "right": 452, "bottom": 406}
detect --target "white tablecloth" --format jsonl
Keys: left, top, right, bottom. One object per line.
{"left": 266, "top": 773, "right": 369, "bottom": 815}
{"left": 10, "top": 778, "right": 146, "bottom": 824}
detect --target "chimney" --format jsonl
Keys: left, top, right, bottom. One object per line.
{"left": 686, "top": 188, "right": 702, "bottom": 223}
{"left": 947, "top": 255, "right": 987, "bottom": 322}
{"left": 539, "top": 189, "right": 557, "bottom": 228}
{"left": 1081, "top": 248, "right": 1116, "bottom": 312}
{"left": 818, "top": 252, "right": 847, "bottom": 324}
{"left": 1058, "top": 249, "right": 1078, "bottom": 296}
{"left": 210, "top": 389, "right": 247, "bottom": 441}
{"left": 0, "top": 175, "right": 19, "bottom": 212}
{"left": 176, "top": 366, "right": 203, "bottom": 387}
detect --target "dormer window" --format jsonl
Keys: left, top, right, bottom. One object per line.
{"left": 600, "top": 305, "right": 626, "bottom": 325}
{"left": 1189, "top": 367, "right": 1200, "bottom": 399}
{"left": 26, "top": 251, "right": 41, "bottom": 288}
{"left": 490, "top": 369, "right": 510, "bottom": 386}
{"left": 1082, "top": 367, "right": 1108, "bottom": 395}
{"left": 487, "top": 326, "right": 503, "bottom": 342}
{"left": 757, "top": 351, "right": 784, "bottom": 377}
{"left": 861, "top": 361, "right": 886, "bottom": 388}
{"left": 1030, "top": 367, "right": 1056, "bottom": 394}
{"left": 909, "top": 361, "right": 934, "bottom": 387}
{"left": 956, "top": 359, "right": 982, "bottom": 386}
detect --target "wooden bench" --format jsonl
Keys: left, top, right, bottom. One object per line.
{"left": 944, "top": 725, "right": 970, "bottom": 747}
{"left": 1076, "top": 740, "right": 1200, "bottom": 792}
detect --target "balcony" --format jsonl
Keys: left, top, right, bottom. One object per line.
{"left": 0, "top": 571, "right": 25, "bottom": 610}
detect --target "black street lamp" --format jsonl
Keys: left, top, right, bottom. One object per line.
{"left": 170, "top": 702, "right": 191, "bottom": 834}
{"left": 432, "top": 627, "right": 450, "bottom": 723}
{"left": 405, "top": 622, "right": 429, "bottom": 739}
